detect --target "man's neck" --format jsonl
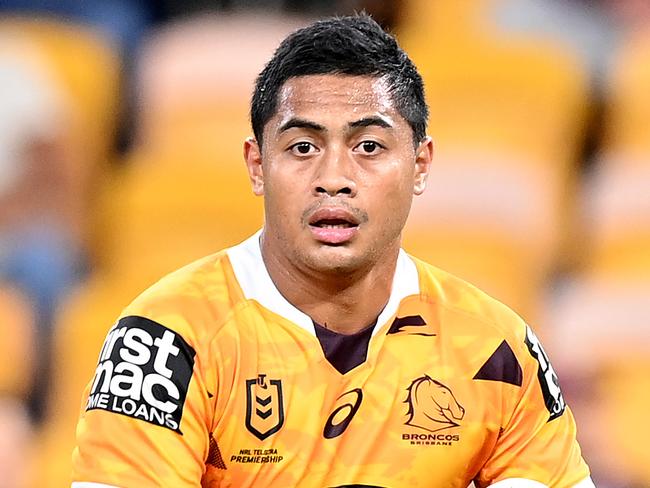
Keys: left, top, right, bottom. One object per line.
{"left": 261, "top": 240, "right": 399, "bottom": 336}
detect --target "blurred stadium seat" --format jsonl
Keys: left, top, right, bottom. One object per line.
{"left": 0, "top": 16, "right": 120, "bottom": 163}
{"left": 0, "top": 15, "right": 121, "bottom": 254}
{"left": 582, "top": 160, "right": 650, "bottom": 280}
{"left": 397, "top": 0, "right": 496, "bottom": 45}
{"left": 133, "top": 13, "right": 306, "bottom": 153}
{"left": 49, "top": 273, "right": 146, "bottom": 417}
{"left": 0, "top": 284, "right": 36, "bottom": 486}
{"left": 398, "top": 1, "right": 591, "bottom": 323}
{"left": 0, "top": 396, "right": 34, "bottom": 488}
{"left": 0, "top": 285, "right": 35, "bottom": 399}
{"left": 404, "top": 153, "right": 557, "bottom": 322}
{"left": 547, "top": 280, "right": 650, "bottom": 486}
{"left": 544, "top": 28, "right": 650, "bottom": 486}
{"left": 97, "top": 145, "right": 263, "bottom": 280}
{"left": 602, "top": 30, "right": 650, "bottom": 157}
{"left": 87, "top": 12, "right": 306, "bottom": 275}
{"left": 35, "top": 270, "right": 150, "bottom": 487}
{"left": 411, "top": 38, "right": 589, "bottom": 167}
{"left": 583, "top": 30, "right": 650, "bottom": 280}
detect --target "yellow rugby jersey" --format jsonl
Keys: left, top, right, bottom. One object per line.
{"left": 72, "top": 232, "right": 593, "bottom": 488}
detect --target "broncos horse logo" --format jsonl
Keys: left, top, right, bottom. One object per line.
{"left": 404, "top": 375, "right": 465, "bottom": 432}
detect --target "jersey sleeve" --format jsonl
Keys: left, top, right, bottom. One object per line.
{"left": 71, "top": 312, "right": 213, "bottom": 487}
{"left": 476, "top": 324, "right": 592, "bottom": 488}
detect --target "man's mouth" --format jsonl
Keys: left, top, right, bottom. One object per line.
{"left": 310, "top": 218, "right": 357, "bottom": 229}
{"left": 307, "top": 208, "right": 361, "bottom": 244}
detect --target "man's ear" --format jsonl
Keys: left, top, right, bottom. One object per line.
{"left": 413, "top": 136, "right": 433, "bottom": 195}
{"left": 244, "top": 137, "right": 264, "bottom": 196}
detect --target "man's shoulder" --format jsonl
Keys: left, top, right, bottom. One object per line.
{"left": 121, "top": 247, "right": 246, "bottom": 341}
{"left": 409, "top": 255, "right": 528, "bottom": 345}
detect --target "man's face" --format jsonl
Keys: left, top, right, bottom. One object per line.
{"left": 245, "top": 74, "right": 432, "bottom": 275}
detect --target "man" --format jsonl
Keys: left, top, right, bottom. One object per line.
{"left": 72, "top": 14, "right": 594, "bottom": 488}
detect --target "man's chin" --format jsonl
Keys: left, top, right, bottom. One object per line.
{"left": 303, "top": 246, "right": 367, "bottom": 275}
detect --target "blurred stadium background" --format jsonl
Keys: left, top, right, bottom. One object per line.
{"left": 0, "top": 0, "right": 648, "bottom": 486}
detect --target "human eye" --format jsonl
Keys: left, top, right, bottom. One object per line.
{"left": 354, "top": 140, "right": 385, "bottom": 155}
{"left": 288, "top": 141, "right": 318, "bottom": 156}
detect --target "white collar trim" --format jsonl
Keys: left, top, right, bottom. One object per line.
{"left": 226, "top": 230, "right": 420, "bottom": 337}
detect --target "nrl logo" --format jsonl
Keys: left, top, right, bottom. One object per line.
{"left": 245, "top": 374, "right": 285, "bottom": 441}
{"left": 404, "top": 375, "right": 465, "bottom": 432}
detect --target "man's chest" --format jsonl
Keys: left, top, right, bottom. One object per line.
{"left": 203, "top": 312, "right": 516, "bottom": 487}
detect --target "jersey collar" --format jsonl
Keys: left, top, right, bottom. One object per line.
{"left": 226, "top": 230, "right": 420, "bottom": 337}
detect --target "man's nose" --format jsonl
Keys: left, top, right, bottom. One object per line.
{"left": 312, "top": 147, "right": 357, "bottom": 197}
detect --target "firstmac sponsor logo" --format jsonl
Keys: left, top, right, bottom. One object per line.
{"left": 86, "top": 316, "right": 196, "bottom": 433}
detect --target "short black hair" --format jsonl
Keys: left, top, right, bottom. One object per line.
{"left": 251, "top": 13, "right": 428, "bottom": 147}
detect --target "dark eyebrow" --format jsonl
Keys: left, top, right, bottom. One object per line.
{"left": 278, "top": 117, "right": 326, "bottom": 134}
{"left": 348, "top": 116, "right": 393, "bottom": 130}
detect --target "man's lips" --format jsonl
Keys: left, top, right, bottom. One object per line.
{"left": 307, "top": 206, "right": 361, "bottom": 244}
{"left": 308, "top": 207, "right": 360, "bottom": 227}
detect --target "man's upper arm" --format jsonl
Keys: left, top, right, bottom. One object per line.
{"left": 71, "top": 315, "right": 211, "bottom": 487}
{"left": 476, "top": 325, "right": 593, "bottom": 488}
